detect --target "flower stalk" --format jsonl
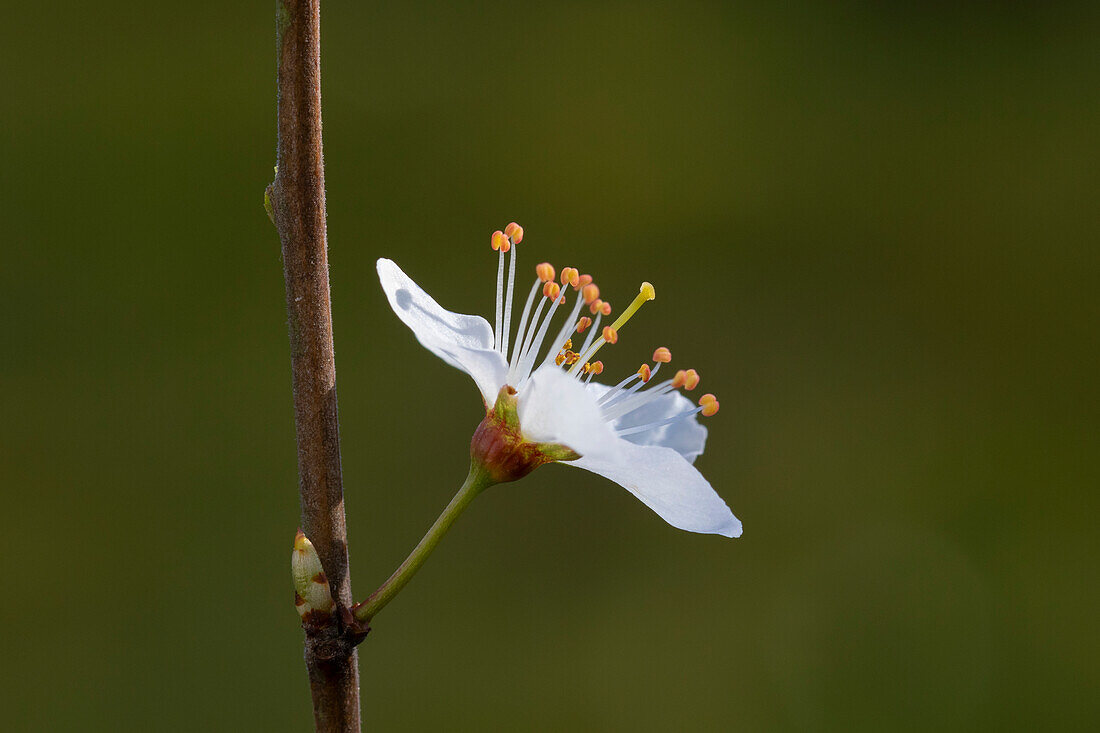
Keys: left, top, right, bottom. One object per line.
{"left": 354, "top": 463, "right": 494, "bottom": 623}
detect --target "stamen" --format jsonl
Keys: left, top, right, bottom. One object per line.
{"left": 536, "top": 262, "right": 555, "bottom": 283}
{"left": 600, "top": 378, "right": 679, "bottom": 420}
{"left": 653, "top": 347, "right": 672, "bottom": 363}
{"left": 509, "top": 278, "right": 542, "bottom": 371}
{"left": 510, "top": 293, "right": 550, "bottom": 382}
{"left": 583, "top": 284, "right": 600, "bottom": 305}
{"left": 539, "top": 288, "right": 587, "bottom": 368}
{"left": 683, "top": 369, "right": 700, "bottom": 390}
{"left": 575, "top": 311, "right": 602, "bottom": 368}
{"left": 610, "top": 390, "right": 717, "bottom": 438}
{"left": 637, "top": 364, "right": 652, "bottom": 383}
{"left": 615, "top": 406, "right": 704, "bottom": 436}
{"left": 576, "top": 316, "right": 592, "bottom": 333}
{"left": 582, "top": 360, "right": 604, "bottom": 383}
{"left": 576, "top": 274, "right": 593, "bottom": 289}
{"left": 501, "top": 235, "right": 518, "bottom": 356}
{"left": 598, "top": 364, "right": 661, "bottom": 408}
{"left": 602, "top": 326, "right": 618, "bottom": 344}
{"left": 505, "top": 222, "right": 524, "bottom": 244}
{"left": 492, "top": 230, "right": 506, "bottom": 351}
{"left": 561, "top": 267, "right": 579, "bottom": 288}
{"left": 516, "top": 286, "right": 568, "bottom": 384}
{"left": 597, "top": 370, "right": 642, "bottom": 405}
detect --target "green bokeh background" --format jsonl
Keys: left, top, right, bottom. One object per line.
{"left": 3, "top": 1, "right": 1097, "bottom": 730}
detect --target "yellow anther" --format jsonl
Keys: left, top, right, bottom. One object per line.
{"left": 582, "top": 283, "right": 600, "bottom": 304}
{"left": 698, "top": 393, "right": 719, "bottom": 417}
{"left": 504, "top": 222, "right": 524, "bottom": 244}
{"left": 652, "top": 346, "right": 672, "bottom": 363}
{"left": 683, "top": 369, "right": 700, "bottom": 390}
{"left": 491, "top": 230, "right": 506, "bottom": 251}
{"left": 639, "top": 281, "right": 655, "bottom": 300}
{"left": 555, "top": 352, "right": 566, "bottom": 366}
{"left": 563, "top": 339, "right": 572, "bottom": 350}
{"left": 565, "top": 350, "right": 580, "bottom": 365}
{"left": 561, "top": 267, "right": 579, "bottom": 287}
{"left": 577, "top": 274, "right": 593, "bottom": 288}
{"left": 602, "top": 326, "right": 618, "bottom": 344}
{"left": 576, "top": 316, "right": 592, "bottom": 333}
{"left": 637, "top": 364, "right": 652, "bottom": 382}
{"left": 536, "top": 262, "right": 556, "bottom": 283}
{"left": 542, "top": 281, "right": 561, "bottom": 300}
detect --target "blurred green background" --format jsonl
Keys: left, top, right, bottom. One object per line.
{"left": 2, "top": 1, "right": 1097, "bottom": 730}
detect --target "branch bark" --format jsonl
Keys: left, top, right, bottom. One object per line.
{"left": 267, "top": 1, "right": 362, "bottom": 730}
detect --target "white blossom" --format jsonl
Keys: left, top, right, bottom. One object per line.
{"left": 376, "top": 225, "right": 741, "bottom": 538}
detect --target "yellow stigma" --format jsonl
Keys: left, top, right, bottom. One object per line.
{"left": 569, "top": 280, "right": 656, "bottom": 374}
{"left": 608, "top": 283, "right": 654, "bottom": 333}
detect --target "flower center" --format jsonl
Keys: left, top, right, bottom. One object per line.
{"left": 488, "top": 223, "right": 719, "bottom": 441}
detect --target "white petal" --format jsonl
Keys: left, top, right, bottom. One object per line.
{"left": 377, "top": 258, "right": 507, "bottom": 405}
{"left": 570, "top": 440, "right": 742, "bottom": 538}
{"left": 516, "top": 364, "right": 618, "bottom": 456}
{"left": 589, "top": 383, "right": 708, "bottom": 463}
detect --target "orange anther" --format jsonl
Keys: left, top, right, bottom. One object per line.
{"left": 599, "top": 301, "right": 612, "bottom": 316}
{"left": 582, "top": 283, "right": 600, "bottom": 304}
{"left": 491, "top": 230, "right": 506, "bottom": 251}
{"left": 637, "top": 364, "right": 652, "bottom": 382}
{"left": 589, "top": 360, "right": 604, "bottom": 375}
{"left": 504, "top": 222, "right": 524, "bottom": 244}
{"left": 652, "top": 347, "right": 672, "bottom": 363}
{"left": 576, "top": 316, "right": 592, "bottom": 333}
{"left": 698, "top": 394, "right": 719, "bottom": 417}
{"left": 602, "top": 326, "right": 618, "bottom": 344}
{"left": 683, "top": 368, "right": 700, "bottom": 390}
{"left": 542, "top": 281, "right": 561, "bottom": 299}
{"left": 672, "top": 370, "right": 687, "bottom": 389}
{"left": 561, "top": 267, "right": 579, "bottom": 287}
{"left": 588, "top": 298, "right": 603, "bottom": 314}
{"left": 699, "top": 393, "right": 717, "bottom": 405}
{"left": 576, "top": 274, "right": 593, "bottom": 288}
{"left": 536, "top": 262, "right": 555, "bottom": 282}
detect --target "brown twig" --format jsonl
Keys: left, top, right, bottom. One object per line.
{"left": 267, "top": 1, "right": 364, "bottom": 730}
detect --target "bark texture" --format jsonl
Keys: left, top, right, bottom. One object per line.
{"left": 268, "top": 1, "right": 363, "bottom": 730}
